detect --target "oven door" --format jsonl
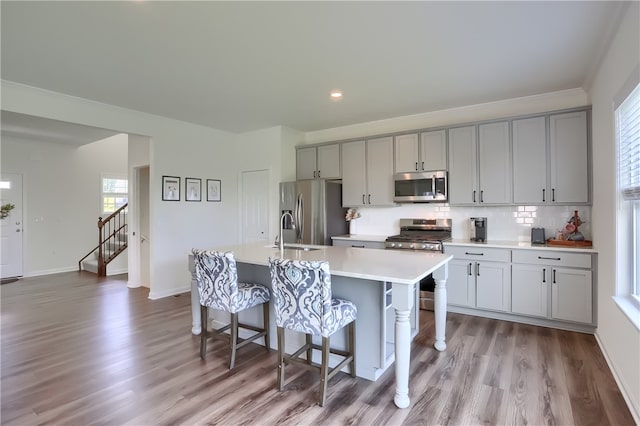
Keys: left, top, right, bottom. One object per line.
{"left": 393, "top": 171, "right": 447, "bottom": 203}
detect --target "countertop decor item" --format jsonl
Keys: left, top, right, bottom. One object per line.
{"left": 547, "top": 210, "right": 592, "bottom": 247}
{"left": 0, "top": 203, "right": 15, "bottom": 219}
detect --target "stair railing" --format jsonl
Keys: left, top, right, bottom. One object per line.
{"left": 78, "top": 203, "right": 128, "bottom": 276}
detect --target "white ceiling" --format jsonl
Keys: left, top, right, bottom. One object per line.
{"left": 0, "top": 1, "right": 627, "bottom": 134}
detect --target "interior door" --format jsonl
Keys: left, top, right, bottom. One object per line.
{"left": 139, "top": 166, "right": 150, "bottom": 287}
{"left": 241, "top": 169, "right": 270, "bottom": 244}
{"left": 1, "top": 173, "right": 24, "bottom": 278}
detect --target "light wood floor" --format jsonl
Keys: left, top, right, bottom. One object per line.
{"left": 1, "top": 272, "right": 634, "bottom": 425}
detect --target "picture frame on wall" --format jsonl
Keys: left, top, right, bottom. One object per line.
{"left": 185, "top": 177, "right": 201, "bottom": 202}
{"left": 207, "top": 179, "right": 221, "bottom": 202}
{"left": 162, "top": 175, "right": 180, "bottom": 201}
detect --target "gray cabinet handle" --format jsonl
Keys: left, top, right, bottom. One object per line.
{"left": 542, "top": 188, "right": 546, "bottom": 202}
{"left": 317, "top": 170, "right": 321, "bottom": 178}
{"left": 352, "top": 245, "right": 365, "bottom": 248}
{"left": 415, "top": 162, "right": 418, "bottom": 171}
{"left": 553, "top": 269, "right": 557, "bottom": 284}
{"left": 468, "top": 262, "right": 472, "bottom": 276}
{"left": 473, "top": 190, "right": 476, "bottom": 203}
{"left": 476, "top": 263, "right": 480, "bottom": 276}
{"left": 313, "top": 171, "right": 316, "bottom": 178}
{"left": 552, "top": 188, "right": 556, "bottom": 202}
{"left": 538, "top": 256, "right": 561, "bottom": 261}
{"left": 542, "top": 268, "right": 546, "bottom": 283}
{"left": 362, "top": 194, "right": 365, "bottom": 204}
{"left": 421, "top": 161, "right": 425, "bottom": 170}
{"left": 480, "top": 190, "right": 484, "bottom": 203}
{"left": 465, "top": 252, "right": 484, "bottom": 256}
{"left": 368, "top": 194, "right": 371, "bottom": 204}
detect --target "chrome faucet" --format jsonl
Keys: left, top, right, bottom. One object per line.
{"left": 279, "top": 211, "right": 294, "bottom": 252}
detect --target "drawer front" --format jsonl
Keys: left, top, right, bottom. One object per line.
{"left": 512, "top": 250, "right": 591, "bottom": 269}
{"left": 444, "top": 245, "right": 510, "bottom": 262}
{"left": 333, "top": 239, "right": 385, "bottom": 250}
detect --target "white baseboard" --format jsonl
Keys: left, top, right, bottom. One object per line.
{"left": 25, "top": 266, "right": 77, "bottom": 277}
{"left": 148, "top": 285, "right": 190, "bottom": 300}
{"left": 594, "top": 332, "right": 640, "bottom": 424}
{"left": 107, "top": 267, "right": 128, "bottom": 276}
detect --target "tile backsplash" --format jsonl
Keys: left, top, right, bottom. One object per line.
{"left": 347, "top": 204, "right": 591, "bottom": 242}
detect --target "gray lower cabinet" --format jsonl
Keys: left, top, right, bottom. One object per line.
{"left": 444, "top": 246, "right": 511, "bottom": 312}
{"left": 511, "top": 250, "right": 593, "bottom": 325}
{"left": 446, "top": 244, "right": 595, "bottom": 330}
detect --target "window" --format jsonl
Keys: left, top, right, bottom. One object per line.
{"left": 102, "top": 175, "right": 128, "bottom": 215}
{"left": 616, "top": 81, "right": 640, "bottom": 327}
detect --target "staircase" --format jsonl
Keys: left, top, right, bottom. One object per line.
{"left": 79, "top": 203, "right": 128, "bottom": 276}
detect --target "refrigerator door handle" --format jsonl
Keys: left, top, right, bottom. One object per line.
{"left": 295, "top": 193, "right": 304, "bottom": 243}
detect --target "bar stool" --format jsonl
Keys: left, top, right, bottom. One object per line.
{"left": 192, "top": 249, "right": 270, "bottom": 369}
{"left": 268, "top": 258, "right": 357, "bottom": 406}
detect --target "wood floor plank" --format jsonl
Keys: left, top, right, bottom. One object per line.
{"left": 1, "top": 272, "right": 635, "bottom": 425}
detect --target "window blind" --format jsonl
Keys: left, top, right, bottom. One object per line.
{"left": 618, "top": 83, "right": 640, "bottom": 201}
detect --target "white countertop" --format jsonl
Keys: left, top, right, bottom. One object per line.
{"left": 331, "top": 234, "right": 388, "bottom": 242}
{"left": 445, "top": 239, "right": 598, "bottom": 254}
{"left": 195, "top": 242, "right": 452, "bottom": 284}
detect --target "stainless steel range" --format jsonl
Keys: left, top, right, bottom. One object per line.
{"left": 385, "top": 218, "right": 452, "bottom": 252}
{"left": 385, "top": 218, "right": 452, "bottom": 311}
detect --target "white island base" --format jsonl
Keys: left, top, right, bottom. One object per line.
{"left": 188, "top": 243, "right": 451, "bottom": 408}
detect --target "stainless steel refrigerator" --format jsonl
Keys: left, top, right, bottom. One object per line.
{"left": 279, "top": 180, "right": 348, "bottom": 246}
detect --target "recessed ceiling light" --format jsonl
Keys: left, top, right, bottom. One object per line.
{"left": 330, "top": 90, "right": 343, "bottom": 100}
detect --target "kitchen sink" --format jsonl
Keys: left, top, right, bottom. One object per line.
{"left": 266, "top": 244, "right": 320, "bottom": 252}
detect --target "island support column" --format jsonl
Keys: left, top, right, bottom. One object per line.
{"left": 392, "top": 262, "right": 449, "bottom": 409}
{"left": 392, "top": 281, "right": 414, "bottom": 409}
{"left": 432, "top": 262, "right": 449, "bottom": 351}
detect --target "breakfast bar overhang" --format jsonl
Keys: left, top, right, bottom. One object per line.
{"left": 188, "top": 243, "right": 452, "bottom": 408}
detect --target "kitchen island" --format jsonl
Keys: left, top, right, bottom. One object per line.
{"left": 188, "top": 242, "right": 452, "bottom": 408}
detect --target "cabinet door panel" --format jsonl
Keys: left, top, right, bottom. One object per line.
{"left": 549, "top": 111, "right": 589, "bottom": 203}
{"left": 366, "top": 137, "right": 395, "bottom": 205}
{"left": 296, "top": 147, "right": 317, "bottom": 180}
{"left": 478, "top": 121, "right": 511, "bottom": 204}
{"left": 512, "top": 264, "right": 548, "bottom": 317}
{"left": 476, "top": 262, "right": 511, "bottom": 312}
{"left": 341, "top": 141, "right": 367, "bottom": 206}
{"left": 317, "top": 144, "right": 340, "bottom": 179}
{"left": 448, "top": 126, "right": 477, "bottom": 205}
{"left": 552, "top": 267, "right": 592, "bottom": 324}
{"left": 513, "top": 116, "right": 547, "bottom": 204}
{"left": 448, "top": 260, "right": 475, "bottom": 307}
{"left": 420, "top": 130, "right": 447, "bottom": 171}
{"left": 394, "top": 134, "right": 419, "bottom": 173}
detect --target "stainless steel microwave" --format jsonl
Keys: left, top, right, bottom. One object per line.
{"left": 393, "top": 171, "right": 448, "bottom": 203}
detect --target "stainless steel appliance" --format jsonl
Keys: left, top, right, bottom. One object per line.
{"left": 393, "top": 171, "right": 447, "bottom": 203}
{"left": 385, "top": 218, "right": 452, "bottom": 251}
{"left": 279, "top": 180, "right": 348, "bottom": 246}
{"left": 470, "top": 217, "right": 487, "bottom": 242}
{"left": 385, "top": 218, "right": 452, "bottom": 311}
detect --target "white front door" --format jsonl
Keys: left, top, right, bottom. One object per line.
{"left": 1, "top": 173, "right": 24, "bottom": 278}
{"left": 241, "top": 170, "right": 269, "bottom": 244}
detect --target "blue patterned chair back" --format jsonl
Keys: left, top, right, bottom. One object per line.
{"left": 192, "top": 249, "right": 240, "bottom": 313}
{"left": 269, "top": 258, "right": 334, "bottom": 337}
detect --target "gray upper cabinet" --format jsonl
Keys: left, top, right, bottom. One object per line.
{"left": 513, "top": 111, "right": 590, "bottom": 205}
{"left": 394, "top": 130, "right": 447, "bottom": 173}
{"left": 296, "top": 144, "right": 340, "bottom": 180}
{"left": 549, "top": 111, "right": 589, "bottom": 204}
{"left": 478, "top": 121, "right": 512, "bottom": 204}
{"left": 342, "top": 137, "right": 394, "bottom": 206}
{"left": 421, "top": 130, "right": 447, "bottom": 171}
{"left": 448, "top": 126, "right": 477, "bottom": 204}
{"left": 513, "top": 116, "right": 548, "bottom": 204}
{"left": 449, "top": 122, "right": 511, "bottom": 205}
